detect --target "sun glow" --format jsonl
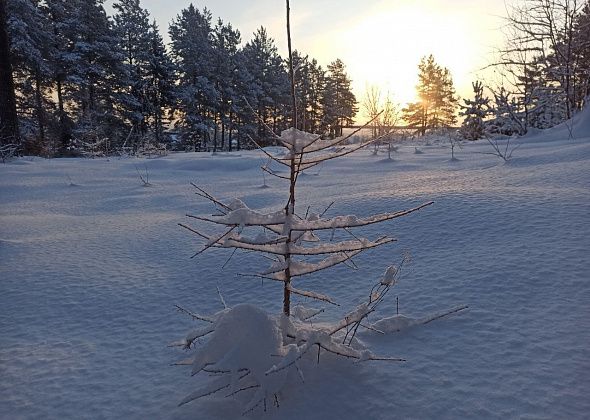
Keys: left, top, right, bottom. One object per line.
{"left": 113, "top": 0, "right": 506, "bottom": 124}
{"left": 304, "top": 1, "right": 503, "bottom": 122}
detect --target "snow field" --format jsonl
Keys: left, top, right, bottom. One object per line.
{"left": 1, "top": 119, "right": 589, "bottom": 419}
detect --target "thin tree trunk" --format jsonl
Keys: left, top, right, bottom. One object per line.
{"left": 56, "top": 77, "right": 69, "bottom": 151}
{"left": 283, "top": 0, "right": 298, "bottom": 316}
{"left": 221, "top": 118, "right": 225, "bottom": 151}
{"left": 35, "top": 68, "right": 45, "bottom": 145}
{"left": 213, "top": 113, "right": 219, "bottom": 153}
{"left": 228, "top": 107, "right": 233, "bottom": 152}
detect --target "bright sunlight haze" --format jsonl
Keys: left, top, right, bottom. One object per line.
{"left": 106, "top": 0, "right": 507, "bottom": 116}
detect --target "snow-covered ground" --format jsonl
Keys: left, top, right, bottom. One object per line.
{"left": 1, "top": 112, "right": 589, "bottom": 419}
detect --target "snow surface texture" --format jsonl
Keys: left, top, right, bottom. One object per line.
{"left": 1, "top": 108, "right": 589, "bottom": 419}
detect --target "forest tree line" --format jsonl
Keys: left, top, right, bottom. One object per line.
{"left": 0, "top": 0, "right": 357, "bottom": 157}
{"left": 0, "top": 0, "right": 589, "bottom": 158}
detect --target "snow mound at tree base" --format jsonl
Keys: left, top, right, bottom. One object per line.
{"left": 175, "top": 302, "right": 408, "bottom": 414}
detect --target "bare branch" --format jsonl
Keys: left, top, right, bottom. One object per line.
{"left": 178, "top": 223, "right": 209, "bottom": 241}
{"left": 190, "top": 182, "right": 231, "bottom": 212}
{"left": 261, "top": 165, "right": 290, "bottom": 180}
{"left": 174, "top": 304, "right": 214, "bottom": 323}
{"left": 191, "top": 226, "right": 237, "bottom": 258}
{"left": 287, "top": 285, "right": 339, "bottom": 305}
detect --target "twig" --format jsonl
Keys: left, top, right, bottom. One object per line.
{"left": 190, "top": 182, "right": 232, "bottom": 212}
{"left": 221, "top": 248, "right": 238, "bottom": 269}
{"left": 178, "top": 223, "right": 209, "bottom": 240}
{"left": 174, "top": 304, "right": 214, "bottom": 323}
{"left": 191, "top": 226, "right": 237, "bottom": 258}
{"left": 420, "top": 305, "right": 469, "bottom": 325}
{"left": 216, "top": 286, "right": 228, "bottom": 309}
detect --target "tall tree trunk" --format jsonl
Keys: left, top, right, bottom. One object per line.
{"left": 35, "top": 68, "right": 45, "bottom": 145}
{"left": 228, "top": 107, "right": 233, "bottom": 152}
{"left": 221, "top": 118, "right": 225, "bottom": 151}
{"left": 0, "top": 0, "right": 20, "bottom": 145}
{"left": 284, "top": 0, "right": 298, "bottom": 316}
{"left": 213, "top": 114, "right": 218, "bottom": 152}
{"left": 56, "top": 77, "right": 71, "bottom": 152}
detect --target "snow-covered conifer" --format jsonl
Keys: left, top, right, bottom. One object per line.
{"left": 6, "top": 0, "right": 54, "bottom": 152}
{"left": 241, "top": 27, "right": 291, "bottom": 145}
{"left": 169, "top": 5, "right": 217, "bottom": 151}
{"left": 112, "top": 0, "right": 152, "bottom": 148}
{"left": 210, "top": 18, "right": 241, "bottom": 151}
{"left": 145, "top": 21, "right": 175, "bottom": 145}
{"left": 46, "top": 0, "right": 127, "bottom": 155}
{"left": 460, "top": 81, "right": 490, "bottom": 140}
{"left": 321, "top": 58, "right": 357, "bottom": 138}
{"left": 487, "top": 87, "right": 525, "bottom": 136}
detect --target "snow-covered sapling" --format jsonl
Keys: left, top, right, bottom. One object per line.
{"left": 447, "top": 129, "right": 462, "bottom": 161}
{"left": 171, "top": 262, "right": 410, "bottom": 413}
{"left": 182, "top": 129, "right": 432, "bottom": 314}
{"left": 172, "top": 0, "right": 439, "bottom": 413}
{"left": 460, "top": 81, "right": 490, "bottom": 141}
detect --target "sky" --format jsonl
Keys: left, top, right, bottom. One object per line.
{"left": 105, "top": 0, "right": 509, "bottom": 119}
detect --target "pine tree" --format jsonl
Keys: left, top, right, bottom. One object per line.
{"left": 289, "top": 52, "right": 325, "bottom": 134}
{"left": 322, "top": 58, "right": 357, "bottom": 138}
{"left": 44, "top": 0, "right": 74, "bottom": 151}
{"left": 460, "top": 81, "right": 490, "bottom": 140}
{"left": 169, "top": 5, "right": 216, "bottom": 151}
{"left": 241, "top": 27, "right": 290, "bottom": 145}
{"left": 230, "top": 48, "right": 258, "bottom": 149}
{"left": 45, "top": 0, "right": 127, "bottom": 155}
{"left": 306, "top": 58, "right": 325, "bottom": 134}
{"left": 210, "top": 18, "right": 241, "bottom": 151}
{"left": 145, "top": 21, "right": 175, "bottom": 145}
{"left": 291, "top": 50, "right": 310, "bottom": 132}
{"left": 403, "top": 55, "right": 457, "bottom": 136}
{"left": 112, "top": 0, "right": 152, "bottom": 148}
{"left": 6, "top": 0, "right": 55, "bottom": 153}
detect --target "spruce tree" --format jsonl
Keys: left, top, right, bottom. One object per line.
{"left": 460, "top": 81, "right": 490, "bottom": 140}
{"left": 487, "top": 87, "right": 525, "bottom": 135}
